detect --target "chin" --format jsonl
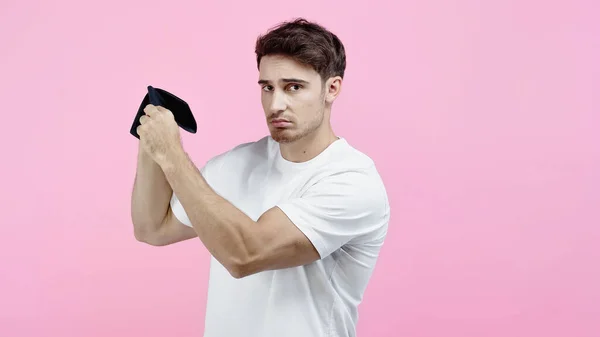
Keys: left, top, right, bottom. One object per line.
{"left": 269, "top": 128, "right": 302, "bottom": 144}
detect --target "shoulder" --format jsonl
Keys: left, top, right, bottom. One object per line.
{"left": 203, "top": 136, "right": 272, "bottom": 169}
{"left": 315, "top": 138, "right": 387, "bottom": 196}
{"left": 277, "top": 139, "right": 390, "bottom": 249}
{"left": 306, "top": 138, "right": 390, "bottom": 226}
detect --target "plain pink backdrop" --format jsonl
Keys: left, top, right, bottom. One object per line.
{"left": 1, "top": 0, "right": 599, "bottom": 336}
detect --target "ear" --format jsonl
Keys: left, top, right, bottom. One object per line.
{"left": 324, "top": 76, "right": 343, "bottom": 104}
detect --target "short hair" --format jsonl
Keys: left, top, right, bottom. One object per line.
{"left": 255, "top": 18, "right": 346, "bottom": 81}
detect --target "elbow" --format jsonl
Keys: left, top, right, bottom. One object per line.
{"left": 228, "top": 266, "right": 246, "bottom": 279}
{"left": 136, "top": 233, "right": 168, "bottom": 247}
{"left": 133, "top": 223, "right": 166, "bottom": 246}
{"left": 225, "top": 239, "right": 272, "bottom": 279}
{"left": 133, "top": 225, "right": 147, "bottom": 242}
{"left": 225, "top": 256, "right": 259, "bottom": 279}
{"left": 132, "top": 218, "right": 150, "bottom": 242}
{"left": 226, "top": 259, "right": 249, "bottom": 279}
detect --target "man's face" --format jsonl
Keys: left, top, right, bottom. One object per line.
{"left": 258, "top": 54, "right": 329, "bottom": 144}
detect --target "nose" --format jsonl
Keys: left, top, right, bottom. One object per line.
{"left": 268, "top": 90, "right": 287, "bottom": 114}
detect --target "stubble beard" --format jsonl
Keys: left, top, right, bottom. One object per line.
{"left": 271, "top": 106, "right": 325, "bottom": 144}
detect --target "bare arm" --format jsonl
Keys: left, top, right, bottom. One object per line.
{"left": 130, "top": 142, "right": 197, "bottom": 245}
{"left": 160, "top": 148, "right": 320, "bottom": 279}
{"left": 132, "top": 103, "right": 320, "bottom": 268}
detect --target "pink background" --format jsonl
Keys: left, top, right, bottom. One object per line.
{"left": 1, "top": 0, "right": 599, "bottom": 336}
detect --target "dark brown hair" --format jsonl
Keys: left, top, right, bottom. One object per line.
{"left": 255, "top": 18, "right": 346, "bottom": 81}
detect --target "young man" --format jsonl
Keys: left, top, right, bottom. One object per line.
{"left": 131, "top": 18, "right": 390, "bottom": 337}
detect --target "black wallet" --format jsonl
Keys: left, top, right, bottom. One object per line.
{"left": 130, "top": 85, "right": 197, "bottom": 139}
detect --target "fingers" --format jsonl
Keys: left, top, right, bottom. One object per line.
{"left": 143, "top": 104, "right": 159, "bottom": 117}
{"left": 137, "top": 114, "right": 151, "bottom": 136}
{"left": 138, "top": 105, "right": 169, "bottom": 136}
{"left": 143, "top": 104, "right": 169, "bottom": 117}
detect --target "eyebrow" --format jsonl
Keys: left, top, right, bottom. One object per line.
{"left": 258, "top": 78, "right": 309, "bottom": 85}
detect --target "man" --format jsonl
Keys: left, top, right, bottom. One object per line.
{"left": 131, "top": 18, "right": 390, "bottom": 337}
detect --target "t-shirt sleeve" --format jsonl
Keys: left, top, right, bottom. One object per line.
{"left": 276, "top": 169, "right": 390, "bottom": 259}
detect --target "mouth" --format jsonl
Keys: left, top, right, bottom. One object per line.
{"left": 270, "top": 119, "right": 292, "bottom": 128}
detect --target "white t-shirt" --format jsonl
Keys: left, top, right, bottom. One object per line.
{"left": 170, "top": 136, "right": 390, "bottom": 337}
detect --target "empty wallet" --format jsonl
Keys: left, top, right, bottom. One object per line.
{"left": 130, "top": 85, "right": 198, "bottom": 139}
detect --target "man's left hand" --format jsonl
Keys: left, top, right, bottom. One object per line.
{"left": 136, "top": 104, "right": 184, "bottom": 168}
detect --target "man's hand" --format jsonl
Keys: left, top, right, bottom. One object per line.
{"left": 136, "top": 104, "right": 184, "bottom": 168}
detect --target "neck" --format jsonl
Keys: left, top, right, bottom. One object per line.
{"left": 279, "top": 123, "right": 338, "bottom": 163}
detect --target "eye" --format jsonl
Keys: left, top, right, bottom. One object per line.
{"left": 262, "top": 85, "right": 273, "bottom": 92}
{"left": 287, "top": 84, "right": 302, "bottom": 91}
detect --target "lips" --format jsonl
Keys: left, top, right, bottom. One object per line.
{"left": 270, "top": 118, "right": 292, "bottom": 128}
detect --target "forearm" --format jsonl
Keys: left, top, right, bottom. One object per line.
{"left": 131, "top": 142, "right": 172, "bottom": 237}
{"left": 160, "top": 148, "right": 260, "bottom": 273}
